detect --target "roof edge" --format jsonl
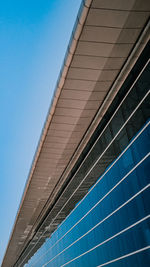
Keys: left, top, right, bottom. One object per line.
{"left": 2, "top": 0, "right": 93, "bottom": 264}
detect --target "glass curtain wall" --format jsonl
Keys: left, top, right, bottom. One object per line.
{"left": 20, "top": 43, "right": 150, "bottom": 267}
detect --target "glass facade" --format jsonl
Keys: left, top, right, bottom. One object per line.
{"left": 21, "top": 44, "right": 150, "bottom": 267}
{"left": 26, "top": 122, "right": 150, "bottom": 267}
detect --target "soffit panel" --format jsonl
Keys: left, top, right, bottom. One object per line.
{"left": 91, "top": 0, "right": 136, "bottom": 10}
{"left": 71, "top": 55, "right": 123, "bottom": 70}
{"left": 80, "top": 26, "right": 141, "bottom": 44}
{"left": 86, "top": 9, "right": 148, "bottom": 28}
{"left": 91, "top": 0, "right": 150, "bottom": 11}
{"left": 64, "top": 79, "right": 97, "bottom": 90}
{"left": 76, "top": 41, "right": 133, "bottom": 57}
{"left": 67, "top": 67, "right": 100, "bottom": 80}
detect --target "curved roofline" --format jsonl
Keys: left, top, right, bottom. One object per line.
{"left": 2, "top": 0, "right": 93, "bottom": 263}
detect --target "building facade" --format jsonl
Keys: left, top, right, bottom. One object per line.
{"left": 24, "top": 41, "right": 150, "bottom": 267}
{"left": 2, "top": 1, "right": 150, "bottom": 266}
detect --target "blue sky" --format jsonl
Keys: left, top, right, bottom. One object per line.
{"left": 0, "top": 0, "right": 82, "bottom": 264}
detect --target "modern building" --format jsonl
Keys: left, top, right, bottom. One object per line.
{"left": 2, "top": 0, "right": 150, "bottom": 266}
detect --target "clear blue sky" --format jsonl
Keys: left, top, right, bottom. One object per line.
{"left": 0, "top": 0, "right": 82, "bottom": 264}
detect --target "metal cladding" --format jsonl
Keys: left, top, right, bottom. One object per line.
{"left": 2, "top": 0, "right": 150, "bottom": 266}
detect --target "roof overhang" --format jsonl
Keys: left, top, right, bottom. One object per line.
{"left": 2, "top": 0, "right": 150, "bottom": 266}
